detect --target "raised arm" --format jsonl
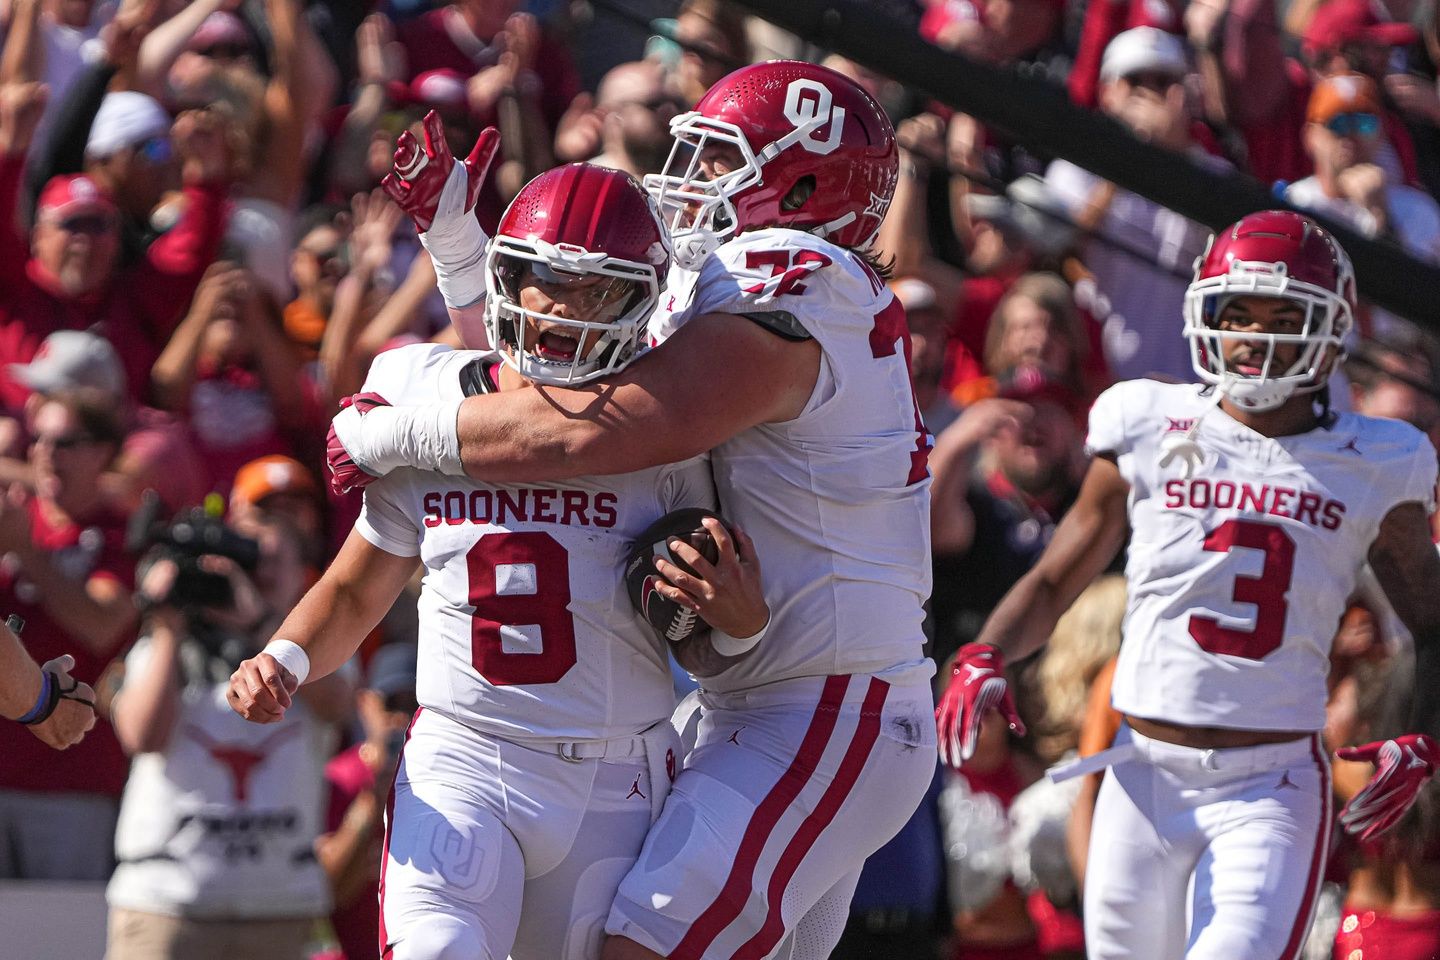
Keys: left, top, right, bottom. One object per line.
{"left": 227, "top": 528, "right": 417, "bottom": 724}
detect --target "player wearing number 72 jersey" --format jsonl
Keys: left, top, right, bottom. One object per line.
{"left": 937, "top": 211, "right": 1440, "bottom": 960}
{"left": 327, "top": 61, "right": 939, "bottom": 960}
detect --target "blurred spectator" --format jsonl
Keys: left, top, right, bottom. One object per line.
{"left": 555, "top": 60, "right": 683, "bottom": 176}
{"left": 81, "top": 91, "right": 174, "bottom": 245}
{"left": 0, "top": 81, "right": 230, "bottom": 412}
{"left": 283, "top": 204, "right": 352, "bottom": 365}
{"left": 1069, "top": 0, "right": 1182, "bottom": 109}
{"left": 1301, "top": 0, "right": 1421, "bottom": 186}
{"left": 923, "top": 0, "right": 1068, "bottom": 75}
{"left": 316, "top": 642, "right": 417, "bottom": 960}
{"left": 229, "top": 454, "right": 324, "bottom": 570}
{"left": 0, "top": 391, "right": 135, "bottom": 880}
{"left": 928, "top": 365, "right": 1087, "bottom": 665}
{"left": 951, "top": 273, "right": 1099, "bottom": 408}
{"left": 1286, "top": 74, "right": 1440, "bottom": 264}
{"left": 937, "top": 663, "right": 1048, "bottom": 959}
{"left": 1045, "top": 27, "right": 1227, "bottom": 382}
{"left": 148, "top": 0, "right": 338, "bottom": 301}
{"left": 0, "top": 330, "right": 207, "bottom": 514}
{"left": 395, "top": 1, "right": 577, "bottom": 200}
{"left": 151, "top": 263, "right": 318, "bottom": 497}
{"left": 1327, "top": 654, "right": 1440, "bottom": 960}
{"left": 1210, "top": 0, "right": 1422, "bottom": 185}
{"left": 670, "top": 0, "right": 751, "bottom": 107}
{"left": 893, "top": 276, "right": 960, "bottom": 433}
{"left": 0, "top": 0, "right": 115, "bottom": 156}
{"left": 105, "top": 514, "right": 349, "bottom": 960}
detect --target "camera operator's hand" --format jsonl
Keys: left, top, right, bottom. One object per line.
{"left": 197, "top": 555, "right": 267, "bottom": 631}
{"left": 227, "top": 653, "right": 299, "bottom": 724}
{"left": 29, "top": 655, "right": 97, "bottom": 750}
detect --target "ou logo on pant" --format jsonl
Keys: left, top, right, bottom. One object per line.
{"left": 784, "top": 79, "right": 846, "bottom": 155}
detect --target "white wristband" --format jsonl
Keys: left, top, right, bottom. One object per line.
{"left": 262, "top": 639, "right": 310, "bottom": 686}
{"left": 711, "top": 612, "right": 770, "bottom": 657}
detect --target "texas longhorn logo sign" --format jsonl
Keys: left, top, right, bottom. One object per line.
{"left": 784, "top": 79, "right": 846, "bottom": 155}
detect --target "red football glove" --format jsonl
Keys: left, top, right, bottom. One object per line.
{"left": 381, "top": 111, "right": 501, "bottom": 233}
{"left": 327, "top": 392, "right": 391, "bottom": 496}
{"left": 936, "top": 643, "right": 1026, "bottom": 768}
{"left": 1336, "top": 733, "right": 1439, "bottom": 842}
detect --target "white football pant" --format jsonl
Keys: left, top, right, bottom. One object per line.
{"left": 1084, "top": 724, "right": 1331, "bottom": 960}
{"left": 379, "top": 708, "right": 678, "bottom": 960}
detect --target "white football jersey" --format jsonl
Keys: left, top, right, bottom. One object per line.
{"left": 355, "top": 344, "right": 716, "bottom": 741}
{"left": 654, "top": 228, "right": 934, "bottom": 693}
{"left": 1088, "top": 379, "right": 1438, "bottom": 732}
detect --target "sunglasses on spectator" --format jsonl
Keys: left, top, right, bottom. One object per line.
{"left": 57, "top": 214, "right": 117, "bottom": 235}
{"left": 135, "top": 136, "right": 173, "bottom": 165}
{"left": 198, "top": 43, "right": 250, "bottom": 60}
{"left": 1122, "top": 71, "right": 1181, "bottom": 92}
{"left": 616, "top": 95, "right": 685, "bottom": 112}
{"left": 35, "top": 432, "right": 99, "bottom": 451}
{"left": 1324, "top": 112, "right": 1381, "bottom": 137}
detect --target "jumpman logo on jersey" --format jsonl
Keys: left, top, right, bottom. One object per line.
{"left": 728, "top": 726, "right": 746, "bottom": 746}
{"left": 1339, "top": 437, "right": 1362, "bottom": 455}
{"left": 1276, "top": 771, "right": 1298, "bottom": 791}
{"left": 626, "top": 775, "right": 647, "bottom": 801}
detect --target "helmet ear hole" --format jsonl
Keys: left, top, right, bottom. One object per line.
{"left": 780, "top": 175, "right": 817, "bottom": 212}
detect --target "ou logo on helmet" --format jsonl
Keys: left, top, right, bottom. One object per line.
{"left": 783, "top": 79, "right": 846, "bottom": 155}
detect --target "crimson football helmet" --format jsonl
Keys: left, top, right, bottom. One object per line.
{"left": 644, "top": 60, "right": 898, "bottom": 270}
{"left": 485, "top": 164, "right": 670, "bottom": 386}
{"left": 1183, "top": 210, "right": 1356, "bottom": 411}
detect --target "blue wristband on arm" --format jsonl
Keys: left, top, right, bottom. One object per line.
{"left": 17, "top": 669, "right": 59, "bottom": 725}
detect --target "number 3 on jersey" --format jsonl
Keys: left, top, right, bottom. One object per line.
{"left": 467, "top": 531, "right": 577, "bottom": 685}
{"left": 869, "top": 299, "right": 931, "bottom": 485}
{"left": 1188, "top": 518, "right": 1295, "bottom": 660}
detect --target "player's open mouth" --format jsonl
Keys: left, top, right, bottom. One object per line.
{"left": 536, "top": 332, "right": 579, "bottom": 361}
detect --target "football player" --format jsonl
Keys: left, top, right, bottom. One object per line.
{"left": 326, "top": 61, "right": 938, "bottom": 960}
{"left": 226, "top": 157, "right": 770, "bottom": 960}
{"left": 936, "top": 210, "right": 1440, "bottom": 960}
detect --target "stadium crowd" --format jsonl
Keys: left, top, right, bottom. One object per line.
{"left": 0, "top": 0, "right": 1438, "bottom": 958}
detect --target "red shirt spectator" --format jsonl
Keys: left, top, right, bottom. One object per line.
{"left": 324, "top": 746, "right": 381, "bottom": 960}
{"left": 0, "top": 498, "right": 134, "bottom": 798}
{"left": 0, "top": 160, "right": 227, "bottom": 414}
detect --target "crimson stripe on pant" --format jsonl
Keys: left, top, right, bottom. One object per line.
{"left": 670, "top": 676, "right": 852, "bottom": 960}
{"left": 1278, "top": 734, "right": 1332, "bottom": 960}
{"left": 378, "top": 707, "right": 424, "bottom": 960}
{"left": 731, "top": 677, "right": 891, "bottom": 960}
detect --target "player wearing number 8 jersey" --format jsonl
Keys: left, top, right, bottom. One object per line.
{"left": 936, "top": 210, "right": 1440, "bottom": 960}
{"left": 325, "top": 61, "right": 938, "bottom": 960}
{"left": 228, "top": 161, "right": 772, "bottom": 960}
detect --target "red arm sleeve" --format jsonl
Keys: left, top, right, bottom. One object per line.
{"left": 1068, "top": 0, "right": 1129, "bottom": 109}
{"left": 134, "top": 180, "right": 229, "bottom": 340}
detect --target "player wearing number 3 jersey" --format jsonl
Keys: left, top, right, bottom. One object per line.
{"left": 937, "top": 211, "right": 1440, "bottom": 960}
{"left": 228, "top": 162, "right": 772, "bottom": 960}
{"left": 326, "top": 61, "right": 938, "bottom": 960}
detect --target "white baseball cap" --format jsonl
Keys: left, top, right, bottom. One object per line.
{"left": 1100, "top": 27, "right": 1190, "bottom": 83}
{"left": 9, "top": 331, "right": 125, "bottom": 397}
{"left": 86, "top": 92, "right": 171, "bottom": 160}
